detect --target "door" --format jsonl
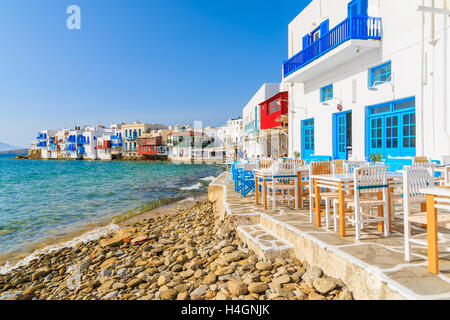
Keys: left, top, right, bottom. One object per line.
{"left": 385, "top": 115, "right": 400, "bottom": 157}
{"left": 369, "top": 116, "right": 384, "bottom": 156}
{"left": 334, "top": 112, "right": 352, "bottom": 160}
{"left": 302, "top": 119, "right": 315, "bottom": 160}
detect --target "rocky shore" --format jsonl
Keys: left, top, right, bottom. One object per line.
{"left": 0, "top": 200, "right": 353, "bottom": 300}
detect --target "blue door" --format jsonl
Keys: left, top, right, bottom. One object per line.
{"left": 348, "top": 0, "right": 368, "bottom": 16}
{"left": 302, "top": 119, "right": 315, "bottom": 160}
{"left": 334, "top": 112, "right": 352, "bottom": 159}
{"left": 367, "top": 97, "right": 416, "bottom": 159}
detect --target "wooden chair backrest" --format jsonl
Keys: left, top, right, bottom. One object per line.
{"left": 403, "top": 166, "right": 434, "bottom": 201}
{"left": 343, "top": 160, "right": 369, "bottom": 174}
{"left": 283, "top": 159, "right": 304, "bottom": 166}
{"left": 310, "top": 161, "right": 332, "bottom": 175}
{"left": 413, "top": 156, "right": 430, "bottom": 166}
{"left": 258, "top": 160, "right": 273, "bottom": 169}
{"left": 354, "top": 166, "right": 388, "bottom": 194}
{"left": 272, "top": 162, "right": 297, "bottom": 176}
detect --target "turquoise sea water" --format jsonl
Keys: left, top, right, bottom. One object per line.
{"left": 0, "top": 154, "right": 223, "bottom": 263}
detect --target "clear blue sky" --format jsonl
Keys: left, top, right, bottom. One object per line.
{"left": 0, "top": 0, "right": 311, "bottom": 147}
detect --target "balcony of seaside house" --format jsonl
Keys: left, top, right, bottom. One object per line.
{"left": 283, "top": 0, "right": 382, "bottom": 83}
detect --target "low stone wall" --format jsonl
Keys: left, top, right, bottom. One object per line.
{"left": 208, "top": 172, "right": 408, "bottom": 300}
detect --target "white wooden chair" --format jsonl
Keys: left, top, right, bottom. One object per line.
{"left": 267, "top": 162, "right": 298, "bottom": 211}
{"left": 333, "top": 166, "right": 390, "bottom": 240}
{"left": 402, "top": 166, "right": 435, "bottom": 261}
{"left": 343, "top": 160, "right": 370, "bottom": 174}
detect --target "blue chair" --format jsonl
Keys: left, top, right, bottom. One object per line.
{"left": 240, "top": 170, "right": 255, "bottom": 197}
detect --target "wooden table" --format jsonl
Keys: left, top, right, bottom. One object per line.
{"left": 310, "top": 173, "right": 401, "bottom": 237}
{"left": 254, "top": 167, "right": 309, "bottom": 210}
{"left": 418, "top": 187, "right": 450, "bottom": 274}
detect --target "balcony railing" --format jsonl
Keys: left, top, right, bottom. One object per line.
{"left": 283, "top": 15, "right": 382, "bottom": 78}
{"left": 37, "top": 141, "right": 47, "bottom": 148}
{"left": 36, "top": 133, "right": 47, "bottom": 140}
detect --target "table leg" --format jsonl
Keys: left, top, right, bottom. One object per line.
{"left": 263, "top": 178, "right": 267, "bottom": 210}
{"left": 255, "top": 175, "right": 259, "bottom": 205}
{"left": 377, "top": 191, "right": 384, "bottom": 233}
{"left": 426, "top": 194, "right": 439, "bottom": 274}
{"left": 298, "top": 172, "right": 302, "bottom": 208}
{"left": 338, "top": 182, "right": 346, "bottom": 237}
{"left": 420, "top": 202, "right": 427, "bottom": 228}
{"left": 314, "top": 179, "right": 321, "bottom": 227}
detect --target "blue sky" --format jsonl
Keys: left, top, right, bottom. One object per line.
{"left": 0, "top": 0, "right": 311, "bottom": 147}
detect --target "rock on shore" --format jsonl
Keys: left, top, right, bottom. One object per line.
{"left": 0, "top": 201, "right": 353, "bottom": 300}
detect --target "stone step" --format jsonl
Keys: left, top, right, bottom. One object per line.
{"left": 236, "top": 224, "right": 294, "bottom": 261}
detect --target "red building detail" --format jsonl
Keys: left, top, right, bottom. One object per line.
{"left": 259, "top": 91, "right": 288, "bottom": 130}
{"left": 137, "top": 136, "right": 162, "bottom": 155}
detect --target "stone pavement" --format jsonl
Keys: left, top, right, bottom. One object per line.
{"left": 208, "top": 172, "right": 450, "bottom": 300}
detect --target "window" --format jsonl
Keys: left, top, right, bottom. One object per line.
{"left": 369, "top": 61, "right": 391, "bottom": 87}
{"left": 367, "top": 96, "right": 416, "bottom": 158}
{"left": 268, "top": 99, "right": 281, "bottom": 114}
{"left": 321, "top": 84, "right": 333, "bottom": 102}
{"left": 139, "top": 129, "right": 141, "bottom": 137}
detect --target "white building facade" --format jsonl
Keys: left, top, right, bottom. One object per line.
{"left": 283, "top": 0, "right": 449, "bottom": 163}
{"left": 242, "top": 84, "right": 280, "bottom": 159}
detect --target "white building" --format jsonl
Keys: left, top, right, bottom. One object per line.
{"left": 242, "top": 83, "right": 280, "bottom": 159}
{"left": 224, "top": 118, "right": 244, "bottom": 159}
{"left": 36, "top": 130, "right": 57, "bottom": 159}
{"left": 282, "top": 0, "right": 449, "bottom": 163}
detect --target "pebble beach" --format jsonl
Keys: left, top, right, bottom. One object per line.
{"left": 0, "top": 197, "right": 353, "bottom": 301}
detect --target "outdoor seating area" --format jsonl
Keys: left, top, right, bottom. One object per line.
{"left": 230, "top": 157, "right": 450, "bottom": 276}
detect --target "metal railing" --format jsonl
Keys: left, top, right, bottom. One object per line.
{"left": 283, "top": 15, "right": 382, "bottom": 78}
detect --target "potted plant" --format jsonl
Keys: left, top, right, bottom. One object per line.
{"left": 369, "top": 152, "right": 383, "bottom": 164}
{"left": 294, "top": 151, "right": 301, "bottom": 159}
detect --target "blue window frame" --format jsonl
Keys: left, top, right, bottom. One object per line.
{"left": 139, "top": 129, "right": 142, "bottom": 137}
{"left": 333, "top": 111, "right": 352, "bottom": 159}
{"left": 369, "top": 61, "right": 391, "bottom": 87}
{"left": 302, "top": 119, "right": 315, "bottom": 160}
{"left": 366, "top": 97, "right": 416, "bottom": 159}
{"left": 321, "top": 84, "right": 333, "bottom": 102}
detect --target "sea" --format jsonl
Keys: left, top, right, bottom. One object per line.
{"left": 0, "top": 154, "right": 223, "bottom": 272}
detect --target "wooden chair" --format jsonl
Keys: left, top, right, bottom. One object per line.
{"left": 402, "top": 166, "right": 435, "bottom": 261}
{"left": 308, "top": 161, "right": 337, "bottom": 227}
{"left": 343, "top": 160, "right": 370, "bottom": 174}
{"left": 334, "top": 166, "right": 390, "bottom": 240}
{"left": 267, "top": 162, "right": 298, "bottom": 211}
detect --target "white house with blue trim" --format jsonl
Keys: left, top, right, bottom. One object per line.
{"left": 242, "top": 83, "right": 280, "bottom": 159}
{"left": 282, "top": 0, "right": 449, "bottom": 164}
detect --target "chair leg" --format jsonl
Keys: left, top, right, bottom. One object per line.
{"left": 325, "top": 200, "right": 330, "bottom": 230}
{"left": 355, "top": 205, "right": 361, "bottom": 241}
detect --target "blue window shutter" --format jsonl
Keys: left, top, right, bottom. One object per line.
{"left": 368, "top": 68, "right": 372, "bottom": 88}
{"left": 320, "top": 20, "right": 329, "bottom": 35}
{"left": 302, "top": 35, "right": 309, "bottom": 49}
{"left": 360, "top": 0, "right": 368, "bottom": 16}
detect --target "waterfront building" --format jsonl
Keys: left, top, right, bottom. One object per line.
{"left": 224, "top": 118, "right": 244, "bottom": 160}
{"left": 282, "top": 0, "right": 449, "bottom": 162}
{"left": 259, "top": 91, "right": 289, "bottom": 158}
{"left": 242, "top": 84, "right": 280, "bottom": 159}
{"left": 121, "top": 122, "right": 168, "bottom": 158}
{"left": 168, "top": 130, "right": 214, "bottom": 161}
{"left": 36, "top": 130, "right": 57, "bottom": 159}
{"left": 65, "top": 127, "right": 84, "bottom": 160}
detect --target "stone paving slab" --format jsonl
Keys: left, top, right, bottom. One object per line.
{"left": 209, "top": 172, "right": 450, "bottom": 300}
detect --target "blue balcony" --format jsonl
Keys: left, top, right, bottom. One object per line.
{"left": 67, "top": 135, "right": 76, "bottom": 143}
{"left": 125, "top": 134, "right": 138, "bottom": 141}
{"left": 66, "top": 144, "right": 76, "bottom": 152}
{"left": 77, "top": 136, "right": 88, "bottom": 144}
{"left": 283, "top": 15, "right": 382, "bottom": 78}
{"left": 111, "top": 138, "right": 123, "bottom": 148}
{"left": 36, "top": 133, "right": 47, "bottom": 140}
{"left": 37, "top": 141, "right": 47, "bottom": 148}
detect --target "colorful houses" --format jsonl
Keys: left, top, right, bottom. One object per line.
{"left": 242, "top": 84, "right": 280, "bottom": 159}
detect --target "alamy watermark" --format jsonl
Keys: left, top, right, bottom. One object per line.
{"left": 66, "top": 5, "right": 81, "bottom": 30}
